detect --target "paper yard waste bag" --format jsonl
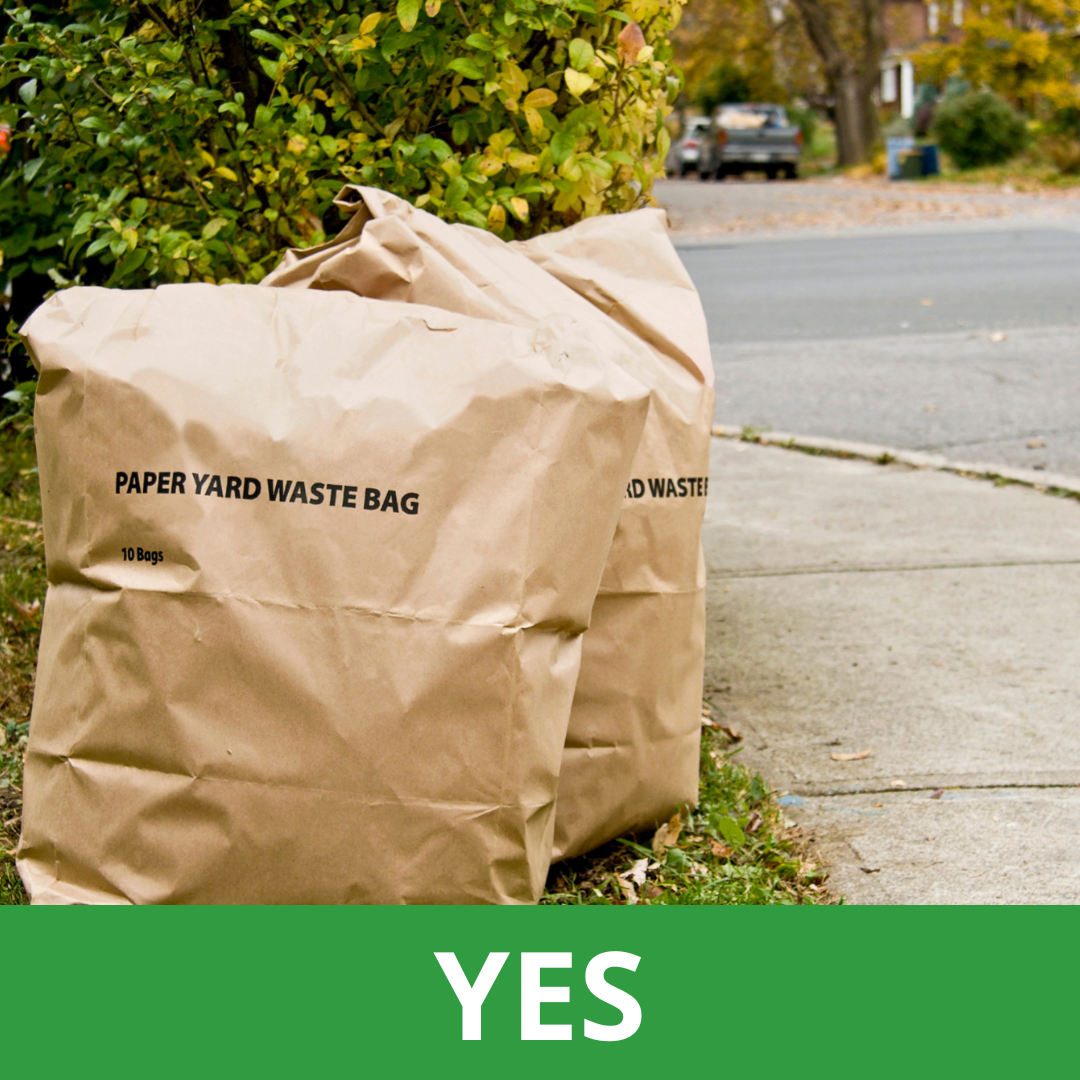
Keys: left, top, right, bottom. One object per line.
{"left": 17, "top": 283, "right": 648, "bottom": 904}
{"left": 264, "top": 188, "right": 715, "bottom": 862}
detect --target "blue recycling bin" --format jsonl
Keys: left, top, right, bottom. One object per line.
{"left": 921, "top": 143, "right": 940, "bottom": 176}
{"left": 886, "top": 136, "right": 915, "bottom": 180}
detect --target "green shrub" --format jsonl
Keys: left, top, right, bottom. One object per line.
{"left": 0, "top": 0, "right": 682, "bottom": 300}
{"left": 931, "top": 89, "right": 1027, "bottom": 170}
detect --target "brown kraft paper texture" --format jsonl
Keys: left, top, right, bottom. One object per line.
{"left": 18, "top": 281, "right": 648, "bottom": 903}
{"left": 263, "top": 188, "right": 715, "bottom": 862}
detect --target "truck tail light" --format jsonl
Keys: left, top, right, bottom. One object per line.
{"left": 795, "top": 129, "right": 804, "bottom": 147}
{"left": 684, "top": 139, "right": 699, "bottom": 150}
{"left": 717, "top": 130, "right": 728, "bottom": 146}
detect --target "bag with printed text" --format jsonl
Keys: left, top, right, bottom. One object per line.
{"left": 264, "top": 188, "right": 716, "bottom": 863}
{"left": 17, "top": 268, "right": 648, "bottom": 903}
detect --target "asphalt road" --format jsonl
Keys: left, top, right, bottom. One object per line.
{"left": 679, "top": 226, "right": 1080, "bottom": 475}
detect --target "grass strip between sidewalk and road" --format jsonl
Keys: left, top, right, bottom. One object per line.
{"left": 0, "top": 427, "right": 833, "bottom": 906}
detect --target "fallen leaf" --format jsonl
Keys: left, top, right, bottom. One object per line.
{"left": 621, "top": 857, "right": 648, "bottom": 886}
{"left": 617, "top": 877, "right": 638, "bottom": 905}
{"left": 12, "top": 598, "right": 40, "bottom": 620}
{"left": 714, "top": 816, "right": 745, "bottom": 849}
{"left": 709, "top": 839, "right": 733, "bottom": 858}
{"left": 872, "top": 802, "right": 883, "bottom": 808}
{"left": 644, "top": 883, "right": 663, "bottom": 899}
{"left": 831, "top": 749, "right": 873, "bottom": 761}
{"left": 651, "top": 811, "right": 682, "bottom": 855}
{"left": 920, "top": 298, "right": 934, "bottom": 306}
{"left": 860, "top": 866, "right": 881, "bottom": 874}
{"left": 930, "top": 788, "right": 944, "bottom": 800}
{"left": 617, "top": 21, "right": 647, "bottom": 65}
{"left": 745, "top": 809, "right": 764, "bottom": 834}
{"left": 890, "top": 779, "right": 906, "bottom": 788}
{"left": 990, "top": 331, "right": 1008, "bottom": 342}
{"left": 719, "top": 725, "right": 742, "bottom": 742}
{"left": 1027, "top": 438, "right": 1046, "bottom": 449}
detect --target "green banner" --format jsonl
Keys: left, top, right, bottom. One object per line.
{"left": 5, "top": 907, "right": 1073, "bottom": 1076}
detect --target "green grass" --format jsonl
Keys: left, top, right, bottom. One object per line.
{"left": 0, "top": 422, "right": 43, "bottom": 905}
{"left": 542, "top": 723, "right": 834, "bottom": 905}
{"left": 800, "top": 119, "right": 838, "bottom": 177}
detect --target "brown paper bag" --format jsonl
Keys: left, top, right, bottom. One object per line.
{"left": 17, "top": 282, "right": 648, "bottom": 904}
{"left": 264, "top": 189, "right": 715, "bottom": 862}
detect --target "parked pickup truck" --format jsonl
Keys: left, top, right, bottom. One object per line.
{"left": 699, "top": 103, "right": 802, "bottom": 180}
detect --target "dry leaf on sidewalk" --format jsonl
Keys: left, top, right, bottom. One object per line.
{"left": 709, "top": 839, "right": 733, "bottom": 858}
{"left": 831, "top": 749, "right": 873, "bottom": 761}
{"left": 930, "top": 788, "right": 944, "bottom": 799}
{"left": 1027, "top": 438, "right": 1046, "bottom": 449}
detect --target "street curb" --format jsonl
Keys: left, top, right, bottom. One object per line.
{"left": 711, "top": 423, "right": 1080, "bottom": 502}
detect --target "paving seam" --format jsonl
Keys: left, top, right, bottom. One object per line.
{"left": 712, "top": 423, "right": 1080, "bottom": 501}
{"left": 712, "top": 559, "right": 1080, "bottom": 579}
{"left": 784, "top": 780, "right": 1080, "bottom": 797}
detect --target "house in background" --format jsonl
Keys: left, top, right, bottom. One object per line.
{"left": 880, "top": 0, "right": 965, "bottom": 117}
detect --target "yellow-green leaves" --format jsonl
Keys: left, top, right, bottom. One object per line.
{"left": 564, "top": 69, "right": 593, "bottom": 98}
{"left": 448, "top": 57, "right": 484, "bottom": 80}
{"left": 201, "top": 217, "right": 229, "bottom": 240}
{"left": 3, "top": 0, "right": 681, "bottom": 289}
{"left": 568, "top": 38, "right": 595, "bottom": 71}
{"left": 523, "top": 106, "right": 545, "bottom": 136}
{"left": 507, "top": 150, "right": 539, "bottom": 171}
{"left": 523, "top": 88, "right": 558, "bottom": 108}
{"left": 396, "top": 0, "right": 421, "bottom": 32}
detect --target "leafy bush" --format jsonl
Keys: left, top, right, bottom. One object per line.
{"left": 931, "top": 89, "right": 1027, "bottom": 170}
{"left": 1042, "top": 136, "right": 1080, "bottom": 175}
{"left": 0, "top": 0, "right": 681, "bottom": 301}
{"left": 786, "top": 103, "right": 818, "bottom": 148}
{"left": 691, "top": 58, "right": 751, "bottom": 115}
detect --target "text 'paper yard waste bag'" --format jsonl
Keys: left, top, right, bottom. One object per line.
{"left": 264, "top": 188, "right": 715, "bottom": 862}
{"left": 17, "top": 277, "right": 649, "bottom": 903}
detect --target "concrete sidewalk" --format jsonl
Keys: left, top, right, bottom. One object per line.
{"left": 702, "top": 437, "right": 1080, "bottom": 903}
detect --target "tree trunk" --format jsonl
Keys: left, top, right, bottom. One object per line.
{"left": 792, "top": 0, "right": 885, "bottom": 167}
{"left": 833, "top": 65, "right": 871, "bottom": 164}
